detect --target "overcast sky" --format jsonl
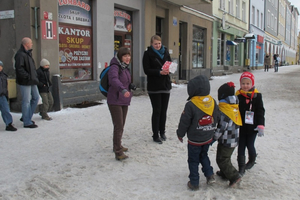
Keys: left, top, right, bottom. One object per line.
{"left": 288, "top": 0, "right": 300, "bottom": 32}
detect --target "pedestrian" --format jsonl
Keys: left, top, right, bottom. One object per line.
{"left": 107, "top": 47, "right": 133, "bottom": 161}
{"left": 236, "top": 72, "right": 265, "bottom": 176}
{"left": 14, "top": 37, "right": 39, "bottom": 128}
{"left": 0, "top": 61, "right": 17, "bottom": 131}
{"left": 276, "top": 54, "right": 280, "bottom": 72}
{"left": 214, "top": 82, "right": 242, "bottom": 187}
{"left": 264, "top": 53, "right": 270, "bottom": 72}
{"left": 176, "top": 75, "right": 219, "bottom": 191}
{"left": 37, "top": 58, "right": 54, "bottom": 120}
{"left": 142, "top": 35, "right": 172, "bottom": 144}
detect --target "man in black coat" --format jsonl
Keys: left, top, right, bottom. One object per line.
{"left": 14, "top": 37, "right": 39, "bottom": 128}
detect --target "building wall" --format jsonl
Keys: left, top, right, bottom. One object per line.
{"left": 0, "top": 0, "right": 144, "bottom": 111}
{"left": 144, "top": 0, "right": 213, "bottom": 81}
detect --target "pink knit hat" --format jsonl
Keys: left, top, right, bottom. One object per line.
{"left": 240, "top": 72, "right": 255, "bottom": 87}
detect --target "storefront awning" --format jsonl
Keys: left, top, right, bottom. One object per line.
{"left": 226, "top": 40, "right": 237, "bottom": 45}
{"left": 244, "top": 33, "right": 255, "bottom": 39}
{"left": 234, "top": 38, "right": 246, "bottom": 43}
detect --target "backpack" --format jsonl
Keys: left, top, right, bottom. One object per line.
{"left": 99, "top": 66, "right": 121, "bottom": 97}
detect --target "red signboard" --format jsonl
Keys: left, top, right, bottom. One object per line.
{"left": 257, "top": 35, "right": 264, "bottom": 43}
{"left": 41, "top": 20, "right": 57, "bottom": 40}
{"left": 58, "top": 23, "right": 92, "bottom": 80}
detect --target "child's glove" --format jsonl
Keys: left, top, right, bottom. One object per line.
{"left": 254, "top": 125, "right": 264, "bottom": 137}
{"left": 178, "top": 137, "right": 183, "bottom": 143}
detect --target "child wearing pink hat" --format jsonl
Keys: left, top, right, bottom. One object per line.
{"left": 235, "top": 72, "right": 265, "bottom": 176}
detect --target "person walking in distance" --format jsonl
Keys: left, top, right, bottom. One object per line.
{"left": 14, "top": 37, "right": 39, "bottom": 128}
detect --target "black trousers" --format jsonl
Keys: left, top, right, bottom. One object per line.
{"left": 148, "top": 93, "right": 170, "bottom": 138}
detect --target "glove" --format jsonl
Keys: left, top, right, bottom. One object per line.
{"left": 254, "top": 125, "right": 264, "bottom": 137}
{"left": 178, "top": 137, "right": 183, "bottom": 143}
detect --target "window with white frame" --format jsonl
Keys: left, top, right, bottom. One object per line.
{"left": 219, "top": 0, "right": 225, "bottom": 10}
{"left": 228, "top": 0, "right": 233, "bottom": 15}
{"left": 257, "top": 10, "right": 259, "bottom": 27}
{"left": 261, "top": 13, "right": 263, "bottom": 29}
{"left": 252, "top": 6, "right": 255, "bottom": 24}
{"left": 236, "top": 0, "right": 240, "bottom": 18}
{"left": 242, "top": 1, "right": 246, "bottom": 22}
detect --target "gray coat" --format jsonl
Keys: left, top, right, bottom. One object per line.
{"left": 177, "top": 75, "right": 219, "bottom": 143}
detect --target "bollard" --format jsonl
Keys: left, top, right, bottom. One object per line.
{"left": 52, "top": 74, "right": 63, "bottom": 111}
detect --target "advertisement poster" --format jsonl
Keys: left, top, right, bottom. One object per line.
{"left": 114, "top": 9, "right": 132, "bottom": 32}
{"left": 58, "top": 0, "right": 92, "bottom": 81}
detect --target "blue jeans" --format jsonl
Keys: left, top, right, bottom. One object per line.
{"left": 188, "top": 143, "right": 214, "bottom": 186}
{"left": 19, "top": 85, "right": 39, "bottom": 126}
{"left": 0, "top": 95, "right": 13, "bottom": 126}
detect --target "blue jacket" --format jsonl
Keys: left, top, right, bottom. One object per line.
{"left": 107, "top": 57, "right": 132, "bottom": 106}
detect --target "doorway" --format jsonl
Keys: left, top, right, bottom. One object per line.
{"left": 179, "top": 22, "right": 187, "bottom": 80}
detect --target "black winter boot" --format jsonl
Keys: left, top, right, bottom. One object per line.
{"left": 245, "top": 154, "right": 257, "bottom": 170}
{"left": 237, "top": 156, "right": 246, "bottom": 176}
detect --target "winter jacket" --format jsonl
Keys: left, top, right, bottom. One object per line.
{"left": 142, "top": 46, "right": 172, "bottom": 92}
{"left": 107, "top": 56, "right": 132, "bottom": 106}
{"left": 177, "top": 75, "right": 219, "bottom": 144}
{"left": 264, "top": 55, "right": 271, "bottom": 65}
{"left": 36, "top": 67, "right": 52, "bottom": 93}
{"left": 214, "top": 97, "right": 240, "bottom": 148}
{"left": 0, "top": 71, "right": 8, "bottom": 98}
{"left": 236, "top": 89, "right": 265, "bottom": 135}
{"left": 14, "top": 44, "right": 39, "bottom": 85}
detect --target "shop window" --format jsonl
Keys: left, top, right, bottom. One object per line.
{"left": 156, "top": 17, "right": 163, "bottom": 38}
{"left": 234, "top": 45, "right": 239, "bottom": 66}
{"left": 192, "top": 26, "right": 205, "bottom": 68}
{"left": 58, "top": 0, "right": 93, "bottom": 82}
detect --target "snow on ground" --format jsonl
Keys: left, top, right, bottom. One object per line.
{"left": 0, "top": 65, "right": 300, "bottom": 200}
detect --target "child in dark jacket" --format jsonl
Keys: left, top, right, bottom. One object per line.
{"left": 214, "top": 82, "right": 242, "bottom": 187}
{"left": 177, "top": 75, "right": 219, "bottom": 190}
{"left": 36, "top": 59, "right": 54, "bottom": 120}
{"left": 236, "top": 72, "right": 265, "bottom": 175}
{"left": 0, "top": 61, "right": 17, "bottom": 131}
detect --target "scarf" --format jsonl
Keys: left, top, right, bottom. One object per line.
{"left": 235, "top": 88, "right": 259, "bottom": 98}
{"left": 191, "top": 95, "right": 215, "bottom": 116}
{"left": 151, "top": 45, "right": 165, "bottom": 59}
{"left": 219, "top": 102, "right": 242, "bottom": 126}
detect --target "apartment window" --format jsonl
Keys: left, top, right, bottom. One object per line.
{"left": 242, "top": 2, "right": 246, "bottom": 21}
{"left": 192, "top": 26, "right": 205, "bottom": 68}
{"left": 219, "top": 0, "right": 225, "bottom": 10}
{"left": 236, "top": 0, "right": 240, "bottom": 18}
{"left": 267, "top": 10, "right": 270, "bottom": 27}
{"left": 252, "top": 6, "right": 255, "bottom": 24}
{"left": 257, "top": 10, "right": 259, "bottom": 27}
{"left": 261, "top": 13, "right": 263, "bottom": 29}
{"left": 228, "top": 0, "right": 233, "bottom": 15}
{"left": 271, "top": 14, "right": 274, "bottom": 30}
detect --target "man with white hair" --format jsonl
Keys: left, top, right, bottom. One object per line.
{"left": 14, "top": 37, "right": 39, "bottom": 128}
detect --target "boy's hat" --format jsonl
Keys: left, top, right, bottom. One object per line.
{"left": 240, "top": 71, "right": 255, "bottom": 87}
{"left": 218, "top": 82, "right": 235, "bottom": 100}
{"left": 0, "top": 61, "right": 3, "bottom": 66}
{"left": 40, "top": 58, "right": 50, "bottom": 67}
{"left": 187, "top": 75, "right": 210, "bottom": 100}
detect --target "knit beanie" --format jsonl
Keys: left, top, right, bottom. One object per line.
{"left": 218, "top": 82, "right": 235, "bottom": 100}
{"left": 240, "top": 71, "right": 255, "bottom": 87}
{"left": 40, "top": 58, "right": 50, "bottom": 67}
{"left": 0, "top": 61, "right": 3, "bottom": 67}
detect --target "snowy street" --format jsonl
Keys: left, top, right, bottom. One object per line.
{"left": 1, "top": 65, "right": 300, "bottom": 200}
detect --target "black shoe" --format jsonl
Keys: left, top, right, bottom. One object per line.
{"left": 24, "top": 124, "right": 38, "bottom": 128}
{"left": 20, "top": 118, "right": 35, "bottom": 124}
{"left": 160, "top": 133, "right": 167, "bottom": 141}
{"left": 153, "top": 137, "right": 163, "bottom": 144}
{"left": 6, "top": 123, "right": 17, "bottom": 131}
{"left": 216, "top": 171, "right": 228, "bottom": 180}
